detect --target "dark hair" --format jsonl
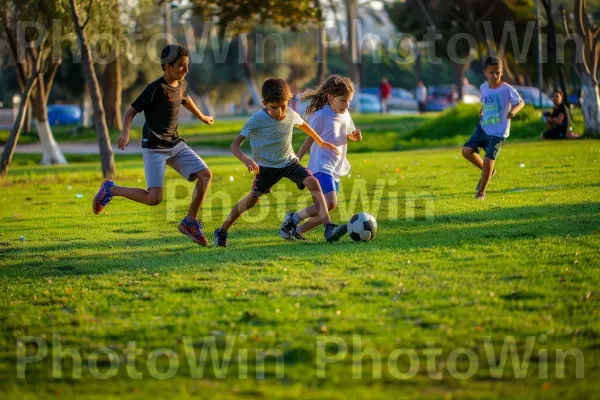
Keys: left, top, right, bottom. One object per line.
{"left": 552, "top": 89, "right": 563, "bottom": 97}
{"left": 261, "top": 78, "right": 293, "bottom": 104}
{"left": 300, "top": 75, "right": 354, "bottom": 114}
{"left": 484, "top": 56, "right": 503, "bottom": 70}
{"left": 160, "top": 45, "right": 190, "bottom": 71}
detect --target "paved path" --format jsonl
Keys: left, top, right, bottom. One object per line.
{"left": 1, "top": 140, "right": 234, "bottom": 157}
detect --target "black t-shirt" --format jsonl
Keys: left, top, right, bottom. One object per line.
{"left": 131, "top": 77, "right": 189, "bottom": 149}
{"left": 551, "top": 103, "right": 570, "bottom": 132}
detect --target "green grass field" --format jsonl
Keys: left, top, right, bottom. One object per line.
{"left": 1, "top": 139, "right": 599, "bottom": 399}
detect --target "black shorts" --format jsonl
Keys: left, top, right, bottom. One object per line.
{"left": 543, "top": 127, "right": 567, "bottom": 139}
{"left": 252, "top": 161, "right": 312, "bottom": 197}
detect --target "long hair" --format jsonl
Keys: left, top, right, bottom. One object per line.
{"left": 300, "top": 75, "right": 355, "bottom": 114}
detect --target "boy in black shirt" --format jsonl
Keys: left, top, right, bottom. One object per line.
{"left": 93, "top": 45, "right": 214, "bottom": 246}
{"left": 542, "top": 90, "right": 571, "bottom": 140}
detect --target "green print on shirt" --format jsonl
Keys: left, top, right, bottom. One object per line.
{"left": 481, "top": 93, "right": 501, "bottom": 126}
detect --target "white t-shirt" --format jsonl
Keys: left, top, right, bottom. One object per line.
{"left": 416, "top": 86, "right": 427, "bottom": 102}
{"left": 306, "top": 105, "right": 356, "bottom": 181}
{"left": 479, "top": 82, "right": 522, "bottom": 138}
{"left": 240, "top": 108, "right": 305, "bottom": 168}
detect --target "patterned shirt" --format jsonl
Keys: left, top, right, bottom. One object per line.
{"left": 479, "top": 82, "right": 522, "bottom": 138}
{"left": 240, "top": 109, "right": 305, "bottom": 168}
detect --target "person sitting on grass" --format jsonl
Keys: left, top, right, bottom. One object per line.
{"left": 92, "top": 44, "right": 215, "bottom": 246}
{"left": 541, "top": 90, "right": 573, "bottom": 140}
{"left": 213, "top": 78, "right": 347, "bottom": 247}
{"left": 280, "top": 75, "right": 362, "bottom": 241}
{"left": 461, "top": 56, "right": 525, "bottom": 201}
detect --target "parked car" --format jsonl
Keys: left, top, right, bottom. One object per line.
{"left": 362, "top": 87, "right": 419, "bottom": 111}
{"left": 462, "top": 84, "right": 481, "bottom": 104}
{"left": 296, "top": 92, "right": 382, "bottom": 115}
{"left": 425, "top": 84, "right": 482, "bottom": 112}
{"left": 47, "top": 104, "right": 82, "bottom": 126}
{"left": 425, "top": 85, "right": 458, "bottom": 112}
{"left": 513, "top": 86, "right": 553, "bottom": 109}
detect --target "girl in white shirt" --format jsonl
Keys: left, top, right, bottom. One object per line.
{"left": 279, "top": 75, "right": 363, "bottom": 240}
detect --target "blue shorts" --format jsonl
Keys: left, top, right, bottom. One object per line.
{"left": 314, "top": 172, "right": 339, "bottom": 194}
{"left": 463, "top": 125, "right": 504, "bottom": 160}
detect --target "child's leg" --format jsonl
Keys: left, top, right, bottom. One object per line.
{"left": 297, "top": 192, "right": 337, "bottom": 234}
{"left": 220, "top": 193, "right": 260, "bottom": 232}
{"left": 111, "top": 186, "right": 163, "bottom": 206}
{"left": 461, "top": 147, "right": 483, "bottom": 170}
{"left": 302, "top": 175, "right": 331, "bottom": 225}
{"left": 187, "top": 169, "right": 212, "bottom": 219}
{"left": 478, "top": 157, "right": 495, "bottom": 194}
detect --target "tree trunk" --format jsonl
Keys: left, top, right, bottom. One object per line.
{"left": 316, "top": 23, "right": 328, "bottom": 84}
{"left": 345, "top": 0, "right": 360, "bottom": 111}
{"left": 0, "top": 75, "right": 38, "bottom": 178}
{"left": 103, "top": 41, "right": 123, "bottom": 130}
{"left": 81, "top": 83, "right": 92, "bottom": 128}
{"left": 31, "top": 74, "right": 67, "bottom": 165}
{"left": 70, "top": 0, "right": 115, "bottom": 178}
{"left": 581, "top": 79, "right": 600, "bottom": 136}
{"left": 239, "top": 34, "right": 262, "bottom": 108}
{"left": 452, "top": 62, "right": 470, "bottom": 102}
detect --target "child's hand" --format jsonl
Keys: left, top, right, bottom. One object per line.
{"left": 203, "top": 116, "right": 214, "bottom": 125}
{"left": 507, "top": 111, "right": 515, "bottom": 119}
{"left": 245, "top": 160, "right": 259, "bottom": 175}
{"left": 320, "top": 141, "right": 341, "bottom": 155}
{"left": 349, "top": 129, "right": 362, "bottom": 141}
{"left": 117, "top": 130, "right": 130, "bottom": 150}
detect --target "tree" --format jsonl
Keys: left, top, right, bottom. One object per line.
{"left": 0, "top": 44, "right": 43, "bottom": 178}
{"left": 69, "top": 0, "right": 115, "bottom": 177}
{"left": 561, "top": 0, "right": 600, "bottom": 136}
{"left": 190, "top": 0, "right": 321, "bottom": 107}
{"left": 387, "top": 0, "right": 537, "bottom": 99}
{"left": 2, "top": 3, "right": 67, "bottom": 165}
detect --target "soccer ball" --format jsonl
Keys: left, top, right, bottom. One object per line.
{"left": 347, "top": 212, "right": 377, "bottom": 242}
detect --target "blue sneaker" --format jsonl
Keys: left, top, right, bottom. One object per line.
{"left": 92, "top": 180, "right": 115, "bottom": 214}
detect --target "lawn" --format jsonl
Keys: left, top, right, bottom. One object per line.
{"left": 1, "top": 139, "right": 599, "bottom": 399}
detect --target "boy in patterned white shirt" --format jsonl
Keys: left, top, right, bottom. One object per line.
{"left": 214, "top": 78, "right": 347, "bottom": 247}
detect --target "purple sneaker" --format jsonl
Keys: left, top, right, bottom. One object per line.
{"left": 475, "top": 192, "right": 485, "bottom": 200}
{"left": 93, "top": 180, "right": 115, "bottom": 214}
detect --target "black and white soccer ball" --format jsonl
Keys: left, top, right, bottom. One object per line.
{"left": 347, "top": 212, "right": 377, "bottom": 242}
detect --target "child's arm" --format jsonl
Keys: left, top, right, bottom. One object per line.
{"left": 184, "top": 97, "right": 214, "bottom": 125}
{"left": 296, "top": 137, "right": 314, "bottom": 161}
{"left": 507, "top": 99, "right": 525, "bottom": 119}
{"left": 230, "top": 135, "right": 259, "bottom": 174}
{"left": 117, "top": 106, "right": 137, "bottom": 150}
{"left": 297, "top": 122, "right": 341, "bottom": 155}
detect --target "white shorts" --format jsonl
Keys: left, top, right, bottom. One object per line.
{"left": 142, "top": 141, "right": 208, "bottom": 189}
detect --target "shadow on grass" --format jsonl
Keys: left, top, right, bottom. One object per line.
{"left": 1, "top": 203, "right": 598, "bottom": 279}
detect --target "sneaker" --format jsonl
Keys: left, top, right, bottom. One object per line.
{"left": 291, "top": 230, "right": 311, "bottom": 242}
{"left": 214, "top": 228, "right": 228, "bottom": 247}
{"left": 475, "top": 192, "right": 485, "bottom": 200}
{"left": 324, "top": 223, "right": 347, "bottom": 242}
{"left": 178, "top": 216, "right": 208, "bottom": 246}
{"left": 92, "top": 180, "right": 115, "bottom": 214}
{"left": 279, "top": 212, "right": 298, "bottom": 240}
{"left": 476, "top": 169, "right": 497, "bottom": 192}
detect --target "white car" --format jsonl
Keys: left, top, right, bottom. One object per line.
{"left": 513, "top": 86, "right": 553, "bottom": 109}
{"left": 295, "top": 93, "right": 382, "bottom": 115}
